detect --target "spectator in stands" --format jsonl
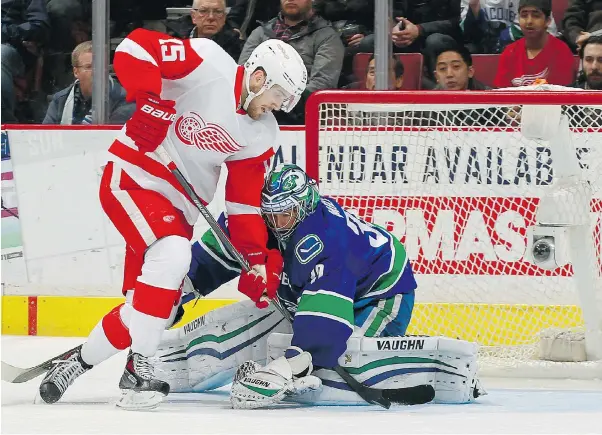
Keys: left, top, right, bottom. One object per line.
{"left": 562, "top": 0, "right": 602, "bottom": 53}
{"left": 42, "top": 41, "right": 134, "bottom": 124}
{"left": 344, "top": 54, "right": 405, "bottom": 90}
{"left": 43, "top": 0, "right": 91, "bottom": 96}
{"left": 239, "top": 0, "right": 344, "bottom": 125}
{"left": 460, "top": 0, "right": 558, "bottom": 54}
{"left": 425, "top": 45, "right": 496, "bottom": 127}
{"left": 570, "top": 35, "right": 602, "bottom": 128}
{"left": 343, "top": 56, "right": 407, "bottom": 126}
{"left": 390, "top": 0, "right": 462, "bottom": 79}
{"left": 166, "top": 0, "right": 242, "bottom": 61}
{"left": 227, "top": 0, "right": 281, "bottom": 40}
{"left": 1, "top": 0, "right": 50, "bottom": 123}
{"left": 313, "top": 0, "right": 375, "bottom": 87}
{"left": 433, "top": 45, "right": 490, "bottom": 90}
{"left": 493, "top": 0, "right": 575, "bottom": 88}
{"left": 573, "top": 35, "right": 602, "bottom": 90}
{"left": 365, "top": 54, "right": 404, "bottom": 90}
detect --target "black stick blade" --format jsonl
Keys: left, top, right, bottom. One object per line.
{"left": 334, "top": 366, "right": 391, "bottom": 409}
{"left": 384, "top": 384, "right": 436, "bottom": 405}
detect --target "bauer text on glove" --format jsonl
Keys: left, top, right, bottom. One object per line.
{"left": 125, "top": 92, "right": 176, "bottom": 153}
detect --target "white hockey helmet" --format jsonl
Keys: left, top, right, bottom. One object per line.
{"left": 243, "top": 39, "right": 307, "bottom": 113}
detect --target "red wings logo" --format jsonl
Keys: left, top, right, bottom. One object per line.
{"left": 511, "top": 68, "right": 549, "bottom": 87}
{"left": 175, "top": 112, "right": 242, "bottom": 154}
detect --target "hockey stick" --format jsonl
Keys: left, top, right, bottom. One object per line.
{"left": 155, "top": 147, "right": 434, "bottom": 409}
{"left": 1, "top": 345, "right": 82, "bottom": 383}
{"left": 1, "top": 292, "right": 196, "bottom": 385}
{"left": 155, "top": 147, "right": 251, "bottom": 273}
{"left": 1, "top": 291, "right": 202, "bottom": 384}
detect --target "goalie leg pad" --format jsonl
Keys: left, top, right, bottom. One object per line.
{"left": 268, "top": 333, "right": 484, "bottom": 405}
{"left": 151, "top": 300, "right": 292, "bottom": 393}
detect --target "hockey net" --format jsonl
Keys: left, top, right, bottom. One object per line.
{"left": 305, "top": 85, "right": 602, "bottom": 377}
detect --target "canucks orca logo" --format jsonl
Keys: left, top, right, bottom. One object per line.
{"left": 267, "top": 164, "right": 304, "bottom": 194}
{"left": 282, "top": 173, "right": 300, "bottom": 191}
{"left": 295, "top": 234, "right": 323, "bottom": 264}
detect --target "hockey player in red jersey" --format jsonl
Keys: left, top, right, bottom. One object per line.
{"left": 38, "top": 28, "right": 307, "bottom": 409}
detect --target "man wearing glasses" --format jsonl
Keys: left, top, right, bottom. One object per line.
{"left": 189, "top": 0, "right": 243, "bottom": 61}
{"left": 42, "top": 41, "right": 134, "bottom": 124}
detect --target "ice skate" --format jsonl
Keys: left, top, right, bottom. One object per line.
{"left": 39, "top": 347, "right": 92, "bottom": 404}
{"left": 116, "top": 351, "right": 169, "bottom": 410}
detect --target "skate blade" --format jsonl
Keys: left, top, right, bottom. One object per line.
{"left": 33, "top": 391, "right": 45, "bottom": 405}
{"left": 115, "top": 390, "right": 165, "bottom": 411}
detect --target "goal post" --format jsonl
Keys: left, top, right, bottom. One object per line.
{"left": 305, "top": 87, "right": 602, "bottom": 377}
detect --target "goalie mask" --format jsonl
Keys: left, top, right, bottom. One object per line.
{"left": 261, "top": 164, "right": 320, "bottom": 241}
{"left": 243, "top": 39, "right": 307, "bottom": 113}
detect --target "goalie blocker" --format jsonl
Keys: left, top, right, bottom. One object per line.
{"left": 151, "top": 301, "right": 485, "bottom": 406}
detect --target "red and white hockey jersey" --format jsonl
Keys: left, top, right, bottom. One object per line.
{"left": 110, "top": 28, "right": 278, "bottom": 259}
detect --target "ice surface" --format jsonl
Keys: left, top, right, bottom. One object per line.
{"left": 2, "top": 336, "right": 602, "bottom": 434}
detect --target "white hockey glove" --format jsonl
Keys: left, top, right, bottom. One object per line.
{"left": 230, "top": 346, "right": 322, "bottom": 409}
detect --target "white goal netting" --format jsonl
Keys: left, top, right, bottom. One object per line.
{"left": 307, "top": 86, "right": 602, "bottom": 377}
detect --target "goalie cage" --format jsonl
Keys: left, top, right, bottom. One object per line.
{"left": 305, "top": 84, "right": 602, "bottom": 379}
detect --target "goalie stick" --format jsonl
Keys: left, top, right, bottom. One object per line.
{"left": 155, "top": 146, "right": 435, "bottom": 409}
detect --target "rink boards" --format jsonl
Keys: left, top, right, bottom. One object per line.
{"left": 1, "top": 295, "right": 583, "bottom": 348}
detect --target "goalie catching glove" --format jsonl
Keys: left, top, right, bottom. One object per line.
{"left": 230, "top": 346, "right": 321, "bottom": 409}
{"left": 238, "top": 249, "right": 283, "bottom": 309}
{"left": 125, "top": 92, "right": 177, "bottom": 153}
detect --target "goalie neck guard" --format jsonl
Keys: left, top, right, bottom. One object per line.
{"left": 261, "top": 164, "right": 320, "bottom": 241}
{"left": 242, "top": 39, "right": 307, "bottom": 113}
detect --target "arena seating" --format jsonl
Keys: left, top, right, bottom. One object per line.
{"left": 352, "top": 51, "right": 581, "bottom": 90}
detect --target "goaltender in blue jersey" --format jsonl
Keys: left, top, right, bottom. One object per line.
{"left": 174, "top": 163, "right": 426, "bottom": 408}
{"left": 188, "top": 164, "right": 417, "bottom": 368}
{"left": 157, "top": 163, "right": 483, "bottom": 408}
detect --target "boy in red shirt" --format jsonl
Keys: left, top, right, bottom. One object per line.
{"left": 494, "top": 0, "right": 575, "bottom": 88}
